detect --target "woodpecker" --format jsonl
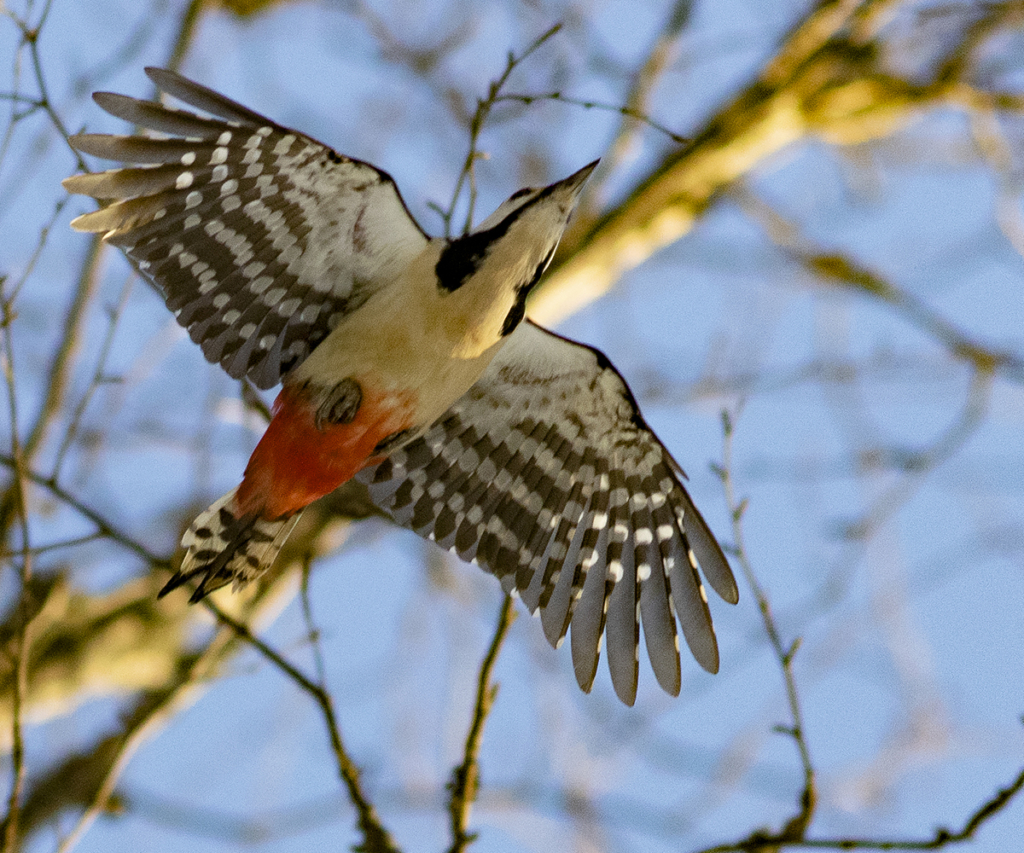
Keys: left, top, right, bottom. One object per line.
{"left": 64, "top": 68, "right": 738, "bottom": 705}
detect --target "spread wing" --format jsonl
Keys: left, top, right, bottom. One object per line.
{"left": 63, "top": 67, "right": 428, "bottom": 389}
{"left": 357, "top": 321, "right": 738, "bottom": 705}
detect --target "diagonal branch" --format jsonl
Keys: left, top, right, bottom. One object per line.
{"left": 205, "top": 602, "right": 402, "bottom": 853}
{"left": 731, "top": 184, "right": 1024, "bottom": 385}
{"left": 528, "top": 0, "right": 1024, "bottom": 350}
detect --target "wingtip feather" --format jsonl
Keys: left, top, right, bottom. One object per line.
{"left": 67, "top": 209, "right": 105, "bottom": 233}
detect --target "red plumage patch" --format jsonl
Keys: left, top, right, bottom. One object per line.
{"left": 236, "top": 382, "right": 415, "bottom": 519}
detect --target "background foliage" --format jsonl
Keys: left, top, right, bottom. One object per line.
{"left": 1, "top": 1, "right": 1022, "bottom": 851}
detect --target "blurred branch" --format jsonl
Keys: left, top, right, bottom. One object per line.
{"left": 446, "top": 595, "right": 516, "bottom": 853}
{"left": 596, "top": 0, "right": 695, "bottom": 192}
{"left": 0, "top": 576, "right": 189, "bottom": 735}
{"left": 964, "top": 90, "right": 1024, "bottom": 259}
{"left": 4, "top": 485, "right": 374, "bottom": 848}
{"left": 164, "top": 0, "right": 205, "bottom": 74}
{"left": 0, "top": 275, "right": 34, "bottom": 853}
{"left": 731, "top": 183, "right": 1024, "bottom": 385}
{"left": 841, "top": 367, "right": 993, "bottom": 541}
{"left": 531, "top": 0, "right": 874, "bottom": 323}
{"left": 0, "top": 470, "right": 378, "bottom": 730}
{"left": 934, "top": 1, "right": 1024, "bottom": 85}
{"left": 352, "top": 0, "right": 472, "bottom": 78}
{"left": 52, "top": 276, "right": 134, "bottom": 480}
{"left": 0, "top": 20, "right": 104, "bottom": 537}
{"left": 42, "top": 578, "right": 298, "bottom": 853}
{"left": 530, "top": 0, "right": 1024, "bottom": 338}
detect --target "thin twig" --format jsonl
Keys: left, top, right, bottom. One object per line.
{"left": 716, "top": 405, "right": 818, "bottom": 843}
{"left": 0, "top": 451, "right": 165, "bottom": 565}
{"left": 299, "top": 555, "right": 328, "bottom": 692}
{"left": 446, "top": 595, "right": 516, "bottom": 853}
{"left": 0, "top": 530, "right": 105, "bottom": 559}
{"left": 51, "top": 276, "right": 134, "bottom": 480}
{"left": 15, "top": 1, "right": 90, "bottom": 173}
{"left": 22, "top": 239, "right": 103, "bottom": 464}
{"left": 0, "top": 2, "right": 103, "bottom": 542}
{"left": 0, "top": 8, "right": 28, "bottom": 173}
{"left": 494, "top": 91, "right": 688, "bottom": 144}
{"left": 435, "top": 23, "right": 561, "bottom": 237}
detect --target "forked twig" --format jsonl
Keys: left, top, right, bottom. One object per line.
{"left": 697, "top": 762, "right": 1024, "bottom": 851}
{"left": 433, "top": 23, "right": 561, "bottom": 237}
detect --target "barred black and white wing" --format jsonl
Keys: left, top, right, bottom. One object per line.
{"left": 63, "top": 67, "right": 428, "bottom": 389}
{"left": 357, "top": 321, "right": 738, "bottom": 705}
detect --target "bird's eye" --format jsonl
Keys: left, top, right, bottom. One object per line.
{"left": 509, "top": 187, "right": 533, "bottom": 200}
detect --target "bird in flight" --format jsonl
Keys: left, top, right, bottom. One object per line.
{"left": 64, "top": 68, "right": 737, "bottom": 705}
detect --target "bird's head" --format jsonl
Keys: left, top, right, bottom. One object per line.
{"left": 434, "top": 160, "right": 597, "bottom": 348}
{"left": 476, "top": 158, "right": 598, "bottom": 236}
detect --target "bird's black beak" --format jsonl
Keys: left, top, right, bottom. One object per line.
{"left": 557, "top": 159, "right": 599, "bottom": 195}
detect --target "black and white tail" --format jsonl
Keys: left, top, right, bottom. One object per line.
{"left": 161, "top": 488, "right": 301, "bottom": 603}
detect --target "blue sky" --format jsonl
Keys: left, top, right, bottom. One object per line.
{"left": 2, "top": 1, "right": 1022, "bottom": 851}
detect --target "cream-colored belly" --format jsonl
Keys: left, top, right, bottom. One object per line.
{"left": 290, "top": 282, "right": 504, "bottom": 430}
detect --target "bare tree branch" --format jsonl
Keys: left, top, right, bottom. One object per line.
{"left": 433, "top": 23, "right": 562, "bottom": 237}
{"left": 446, "top": 595, "right": 516, "bottom": 853}
{"left": 695, "top": 762, "right": 1024, "bottom": 851}
{"left": 206, "top": 601, "right": 402, "bottom": 853}
{"left": 716, "top": 406, "right": 817, "bottom": 847}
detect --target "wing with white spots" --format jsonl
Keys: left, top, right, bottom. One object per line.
{"left": 64, "top": 67, "right": 428, "bottom": 389}
{"left": 357, "top": 321, "right": 738, "bottom": 705}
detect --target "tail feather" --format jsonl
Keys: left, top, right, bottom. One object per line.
{"left": 161, "top": 488, "right": 302, "bottom": 602}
